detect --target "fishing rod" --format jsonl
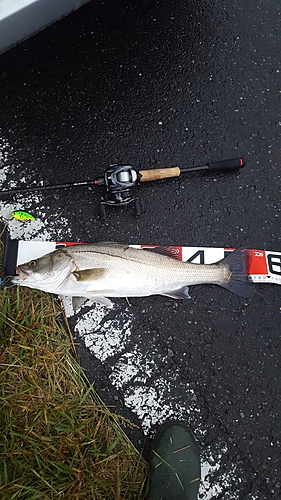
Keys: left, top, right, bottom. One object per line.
{"left": 0, "top": 157, "right": 244, "bottom": 219}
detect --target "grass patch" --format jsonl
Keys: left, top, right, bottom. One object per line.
{"left": 0, "top": 239, "right": 148, "bottom": 499}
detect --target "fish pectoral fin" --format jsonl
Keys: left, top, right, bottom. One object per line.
{"left": 88, "top": 295, "right": 114, "bottom": 308}
{"left": 72, "top": 296, "right": 87, "bottom": 313}
{"left": 163, "top": 286, "right": 191, "bottom": 300}
{"left": 73, "top": 268, "right": 107, "bottom": 281}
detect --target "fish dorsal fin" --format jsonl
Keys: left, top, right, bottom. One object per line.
{"left": 95, "top": 242, "right": 129, "bottom": 250}
{"left": 73, "top": 268, "right": 107, "bottom": 281}
{"left": 145, "top": 246, "right": 182, "bottom": 261}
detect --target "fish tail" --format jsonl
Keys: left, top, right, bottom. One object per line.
{"left": 218, "top": 247, "right": 254, "bottom": 298}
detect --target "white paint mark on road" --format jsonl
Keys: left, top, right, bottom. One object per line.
{"left": 0, "top": 135, "right": 11, "bottom": 183}
{"left": 75, "top": 304, "right": 133, "bottom": 362}
{"left": 0, "top": 198, "right": 72, "bottom": 240}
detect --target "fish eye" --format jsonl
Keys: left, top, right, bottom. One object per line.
{"left": 28, "top": 260, "right": 37, "bottom": 269}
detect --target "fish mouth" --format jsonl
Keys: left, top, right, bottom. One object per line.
{"left": 15, "top": 266, "right": 30, "bottom": 281}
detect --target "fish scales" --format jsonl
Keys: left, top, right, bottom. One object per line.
{"left": 66, "top": 244, "right": 227, "bottom": 296}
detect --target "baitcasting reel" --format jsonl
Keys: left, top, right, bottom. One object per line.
{"left": 94, "top": 164, "right": 142, "bottom": 219}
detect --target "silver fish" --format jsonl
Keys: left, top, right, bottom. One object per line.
{"left": 11, "top": 243, "right": 253, "bottom": 308}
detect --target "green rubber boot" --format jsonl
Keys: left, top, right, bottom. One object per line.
{"left": 147, "top": 421, "right": 200, "bottom": 500}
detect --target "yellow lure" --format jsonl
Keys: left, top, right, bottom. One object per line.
{"left": 11, "top": 211, "right": 35, "bottom": 221}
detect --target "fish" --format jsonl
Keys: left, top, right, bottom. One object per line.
{"left": 11, "top": 243, "right": 254, "bottom": 308}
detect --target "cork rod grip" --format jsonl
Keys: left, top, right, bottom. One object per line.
{"left": 139, "top": 167, "right": 181, "bottom": 182}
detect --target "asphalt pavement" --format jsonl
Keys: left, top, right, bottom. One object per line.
{"left": 0, "top": 0, "right": 280, "bottom": 498}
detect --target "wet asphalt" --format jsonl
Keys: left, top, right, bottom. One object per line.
{"left": 0, "top": 0, "right": 280, "bottom": 498}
